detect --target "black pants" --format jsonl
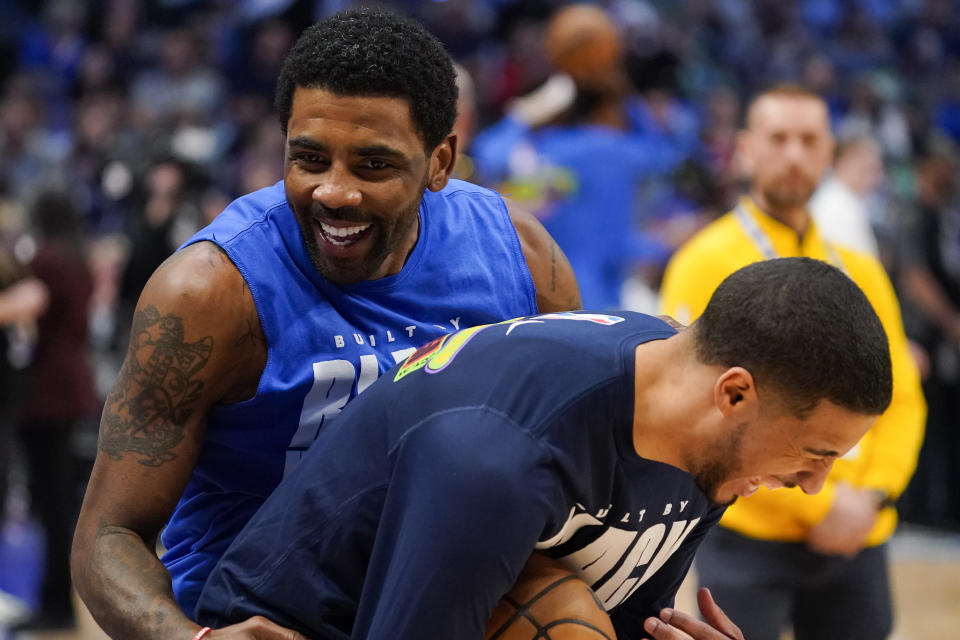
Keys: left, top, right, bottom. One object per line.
{"left": 695, "top": 527, "right": 893, "bottom": 640}
{"left": 17, "top": 421, "right": 79, "bottom": 623}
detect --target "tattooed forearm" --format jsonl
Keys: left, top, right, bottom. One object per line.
{"left": 100, "top": 305, "right": 213, "bottom": 467}
{"left": 75, "top": 521, "right": 189, "bottom": 640}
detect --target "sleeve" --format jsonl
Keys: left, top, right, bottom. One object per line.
{"left": 848, "top": 255, "right": 927, "bottom": 499}
{"left": 351, "top": 408, "right": 559, "bottom": 640}
{"left": 610, "top": 509, "right": 725, "bottom": 640}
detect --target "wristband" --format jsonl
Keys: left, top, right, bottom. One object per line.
{"left": 192, "top": 627, "right": 212, "bottom": 640}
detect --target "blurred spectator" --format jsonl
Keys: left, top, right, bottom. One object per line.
{"left": 17, "top": 0, "right": 88, "bottom": 128}
{"left": 116, "top": 159, "right": 202, "bottom": 342}
{"left": 15, "top": 186, "right": 97, "bottom": 631}
{"left": 898, "top": 142, "right": 960, "bottom": 529}
{"left": 810, "top": 135, "right": 885, "bottom": 257}
{"left": 661, "top": 86, "right": 925, "bottom": 640}
{"left": 0, "top": 244, "right": 47, "bottom": 631}
{"left": 128, "top": 26, "right": 227, "bottom": 146}
{"left": 0, "top": 78, "right": 62, "bottom": 201}
{"left": 0, "top": 246, "right": 48, "bottom": 524}
{"left": 836, "top": 73, "right": 912, "bottom": 161}
{"left": 471, "top": 3, "right": 685, "bottom": 310}
{"left": 452, "top": 62, "right": 479, "bottom": 181}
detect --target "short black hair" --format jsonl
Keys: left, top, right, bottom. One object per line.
{"left": 693, "top": 258, "right": 892, "bottom": 418}
{"left": 275, "top": 8, "right": 457, "bottom": 152}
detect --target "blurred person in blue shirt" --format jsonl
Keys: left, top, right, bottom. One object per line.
{"left": 472, "top": 3, "right": 694, "bottom": 310}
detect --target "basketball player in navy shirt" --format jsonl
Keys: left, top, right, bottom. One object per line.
{"left": 197, "top": 258, "right": 893, "bottom": 640}
{"left": 71, "top": 9, "right": 579, "bottom": 640}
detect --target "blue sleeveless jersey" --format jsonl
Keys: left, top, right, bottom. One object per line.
{"left": 161, "top": 179, "right": 537, "bottom": 614}
{"left": 197, "top": 311, "right": 725, "bottom": 639}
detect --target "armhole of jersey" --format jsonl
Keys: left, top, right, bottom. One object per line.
{"left": 208, "top": 238, "right": 273, "bottom": 406}
{"left": 494, "top": 193, "right": 539, "bottom": 314}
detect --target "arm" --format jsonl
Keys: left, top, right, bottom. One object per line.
{"left": 352, "top": 409, "right": 557, "bottom": 639}
{"left": 71, "top": 242, "right": 303, "bottom": 640}
{"left": 0, "top": 277, "right": 48, "bottom": 325}
{"left": 506, "top": 198, "right": 582, "bottom": 312}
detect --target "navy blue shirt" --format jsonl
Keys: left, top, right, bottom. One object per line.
{"left": 197, "top": 311, "right": 725, "bottom": 639}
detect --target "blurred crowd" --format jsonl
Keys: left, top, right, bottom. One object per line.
{"left": 2, "top": 0, "right": 960, "bottom": 631}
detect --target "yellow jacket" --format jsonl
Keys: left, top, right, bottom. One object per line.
{"left": 659, "top": 198, "right": 926, "bottom": 546}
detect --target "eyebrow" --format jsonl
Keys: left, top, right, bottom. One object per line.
{"left": 287, "top": 136, "right": 325, "bottom": 151}
{"left": 354, "top": 144, "right": 409, "bottom": 162}
{"left": 804, "top": 447, "right": 839, "bottom": 458}
{"left": 287, "top": 138, "right": 409, "bottom": 162}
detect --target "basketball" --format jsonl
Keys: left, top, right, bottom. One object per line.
{"left": 543, "top": 4, "right": 622, "bottom": 87}
{"left": 486, "top": 553, "right": 617, "bottom": 640}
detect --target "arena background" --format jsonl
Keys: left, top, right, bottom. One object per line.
{"left": 0, "top": 0, "right": 958, "bottom": 638}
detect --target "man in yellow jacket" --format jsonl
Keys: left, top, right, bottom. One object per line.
{"left": 660, "top": 86, "right": 926, "bottom": 640}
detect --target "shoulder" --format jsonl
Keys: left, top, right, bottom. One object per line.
{"left": 144, "top": 241, "right": 252, "bottom": 326}
{"left": 835, "top": 246, "right": 893, "bottom": 291}
{"left": 503, "top": 198, "right": 582, "bottom": 312}
{"left": 664, "top": 213, "right": 746, "bottom": 282}
{"left": 193, "top": 182, "right": 289, "bottom": 244}
{"left": 660, "top": 213, "right": 747, "bottom": 320}
{"left": 138, "top": 241, "right": 265, "bottom": 401}
{"left": 430, "top": 179, "right": 507, "bottom": 209}
{"left": 673, "top": 213, "right": 744, "bottom": 262}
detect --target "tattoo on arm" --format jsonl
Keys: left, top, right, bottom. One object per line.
{"left": 100, "top": 306, "right": 213, "bottom": 467}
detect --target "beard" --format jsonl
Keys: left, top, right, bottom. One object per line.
{"left": 759, "top": 172, "right": 818, "bottom": 211}
{"left": 297, "top": 179, "right": 427, "bottom": 285}
{"left": 689, "top": 422, "right": 747, "bottom": 507}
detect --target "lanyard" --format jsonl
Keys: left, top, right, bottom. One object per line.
{"left": 734, "top": 199, "right": 846, "bottom": 273}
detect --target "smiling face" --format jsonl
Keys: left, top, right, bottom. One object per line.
{"left": 691, "top": 398, "right": 877, "bottom": 507}
{"left": 283, "top": 87, "right": 454, "bottom": 285}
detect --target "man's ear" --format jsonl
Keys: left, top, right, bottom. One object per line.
{"left": 714, "top": 366, "right": 759, "bottom": 420}
{"left": 427, "top": 132, "right": 458, "bottom": 192}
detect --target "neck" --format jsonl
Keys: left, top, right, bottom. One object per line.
{"left": 585, "top": 99, "right": 628, "bottom": 130}
{"left": 749, "top": 190, "right": 809, "bottom": 239}
{"left": 631, "top": 330, "right": 714, "bottom": 472}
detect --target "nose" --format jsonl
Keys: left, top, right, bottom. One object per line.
{"left": 796, "top": 459, "right": 834, "bottom": 495}
{"left": 312, "top": 164, "right": 362, "bottom": 210}
{"left": 784, "top": 137, "right": 807, "bottom": 164}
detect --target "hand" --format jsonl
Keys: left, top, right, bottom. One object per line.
{"left": 643, "top": 588, "right": 744, "bottom": 639}
{"left": 0, "top": 277, "right": 48, "bottom": 324}
{"left": 807, "top": 483, "right": 878, "bottom": 556}
{"left": 207, "top": 616, "right": 310, "bottom": 639}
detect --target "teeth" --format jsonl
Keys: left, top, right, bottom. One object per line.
{"left": 320, "top": 222, "right": 371, "bottom": 237}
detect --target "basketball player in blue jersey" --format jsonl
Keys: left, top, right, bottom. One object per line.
{"left": 195, "top": 258, "right": 892, "bottom": 640}
{"left": 71, "top": 9, "right": 580, "bottom": 640}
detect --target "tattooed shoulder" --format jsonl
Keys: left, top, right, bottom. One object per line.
{"left": 100, "top": 305, "right": 214, "bottom": 467}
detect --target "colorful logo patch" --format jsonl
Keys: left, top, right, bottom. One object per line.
{"left": 392, "top": 312, "right": 625, "bottom": 381}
